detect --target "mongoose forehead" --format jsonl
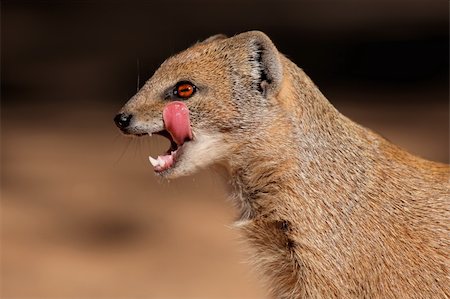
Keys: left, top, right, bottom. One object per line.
{"left": 115, "top": 31, "right": 450, "bottom": 299}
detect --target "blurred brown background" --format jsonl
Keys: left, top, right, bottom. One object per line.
{"left": 1, "top": 1, "right": 448, "bottom": 298}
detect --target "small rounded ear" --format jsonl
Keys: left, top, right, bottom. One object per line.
{"left": 200, "top": 34, "right": 228, "bottom": 44}
{"left": 236, "top": 31, "right": 283, "bottom": 98}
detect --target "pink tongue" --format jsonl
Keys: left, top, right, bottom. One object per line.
{"left": 163, "top": 101, "right": 193, "bottom": 145}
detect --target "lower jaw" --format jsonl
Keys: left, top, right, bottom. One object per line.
{"left": 149, "top": 146, "right": 185, "bottom": 173}
{"left": 147, "top": 131, "right": 191, "bottom": 174}
{"left": 150, "top": 153, "right": 174, "bottom": 172}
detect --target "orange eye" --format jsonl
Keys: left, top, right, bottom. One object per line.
{"left": 174, "top": 81, "right": 196, "bottom": 99}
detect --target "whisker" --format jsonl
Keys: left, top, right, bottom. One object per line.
{"left": 114, "top": 136, "right": 133, "bottom": 165}
{"left": 136, "top": 57, "right": 140, "bottom": 92}
{"left": 133, "top": 136, "right": 139, "bottom": 158}
{"left": 138, "top": 135, "right": 146, "bottom": 160}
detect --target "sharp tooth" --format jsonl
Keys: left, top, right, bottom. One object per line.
{"left": 148, "top": 132, "right": 152, "bottom": 137}
{"left": 149, "top": 156, "right": 159, "bottom": 167}
{"left": 157, "top": 156, "right": 166, "bottom": 167}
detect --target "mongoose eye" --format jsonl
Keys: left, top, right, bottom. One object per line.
{"left": 173, "top": 81, "right": 196, "bottom": 99}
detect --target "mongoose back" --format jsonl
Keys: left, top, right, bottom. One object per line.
{"left": 114, "top": 31, "right": 450, "bottom": 298}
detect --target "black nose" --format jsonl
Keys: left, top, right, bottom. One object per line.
{"left": 114, "top": 113, "right": 132, "bottom": 129}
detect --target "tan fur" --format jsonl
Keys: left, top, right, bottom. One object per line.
{"left": 117, "top": 31, "right": 450, "bottom": 298}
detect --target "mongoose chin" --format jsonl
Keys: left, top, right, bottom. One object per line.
{"left": 115, "top": 31, "right": 449, "bottom": 298}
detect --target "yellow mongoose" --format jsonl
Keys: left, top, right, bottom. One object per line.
{"left": 115, "top": 31, "right": 449, "bottom": 298}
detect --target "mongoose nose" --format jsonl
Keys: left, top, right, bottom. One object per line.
{"left": 114, "top": 113, "right": 132, "bottom": 129}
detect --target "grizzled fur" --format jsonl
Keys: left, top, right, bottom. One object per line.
{"left": 118, "top": 31, "right": 450, "bottom": 298}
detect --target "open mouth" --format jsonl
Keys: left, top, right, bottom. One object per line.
{"left": 148, "top": 101, "right": 193, "bottom": 173}
{"left": 149, "top": 129, "right": 191, "bottom": 172}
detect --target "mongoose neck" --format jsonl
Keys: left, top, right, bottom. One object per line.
{"left": 226, "top": 57, "right": 377, "bottom": 220}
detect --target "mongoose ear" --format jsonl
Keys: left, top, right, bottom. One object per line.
{"left": 239, "top": 31, "right": 283, "bottom": 97}
{"left": 200, "top": 34, "right": 228, "bottom": 44}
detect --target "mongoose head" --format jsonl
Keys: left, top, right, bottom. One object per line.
{"left": 115, "top": 31, "right": 284, "bottom": 178}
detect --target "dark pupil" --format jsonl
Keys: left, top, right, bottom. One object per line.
{"left": 179, "top": 86, "right": 191, "bottom": 93}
